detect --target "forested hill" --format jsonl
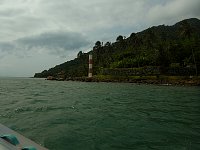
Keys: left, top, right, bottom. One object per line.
{"left": 34, "top": 18, "right": 200, "bottom": 78}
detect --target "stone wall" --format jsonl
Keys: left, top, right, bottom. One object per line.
{"left": 166, "top": 67, "right": 197, "bottom": 75}
{"left": 99, "top": 66, "right": 198, "bottom": 76}
{"left": 99, "top": 67, "right": 160, "bottom": 76}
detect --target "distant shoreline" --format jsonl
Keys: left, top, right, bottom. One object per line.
{"left": 45, "top": 75, "right": 200, "bottom": 86}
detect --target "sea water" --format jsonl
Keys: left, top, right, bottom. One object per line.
{"left": 0, "top": 77, "right": 200, "bottom": 150}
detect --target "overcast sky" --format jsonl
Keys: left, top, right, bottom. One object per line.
{"left": 0, "top": 0, "right": 199, "bottom": 77}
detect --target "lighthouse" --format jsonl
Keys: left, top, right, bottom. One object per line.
{"left": 88, "top": 54, "right": 92, "bottom": 78}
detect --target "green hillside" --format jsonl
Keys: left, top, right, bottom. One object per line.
{"left": 34, "top": 18, "right": 200, "bottom": 79}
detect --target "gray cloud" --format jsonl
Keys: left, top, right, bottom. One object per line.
{"left": 0, "top": 9, "right": 24, "bottom": 17}
{"left": 147, "top": 0, "right": 200, "bottom": 25}
{"left": 0, "top": 31, "right": 91, "bottom": 58}
{"left": 0, "top": 42, "right": 14, "bottom": 52}
{"left": 0, "top": 0, "right": 199, "bottom": 42}
{"left": 0, "top": 42, "right": 14, "bottom": 58}
{"left": 17, "top": 31, "right": 90, "bottom": 51}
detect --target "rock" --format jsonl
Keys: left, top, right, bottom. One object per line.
{"left": 46, "top": 76, "right": 56, "bottom": 80}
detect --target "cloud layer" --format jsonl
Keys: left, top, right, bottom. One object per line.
{"left": 0, "top": 31, "right": 90, "bottom": 58}
{"left": 17, "top": 31, "right": 90, "bottom": 56}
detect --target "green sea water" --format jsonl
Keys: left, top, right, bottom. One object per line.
{"left": 0, "top": 77, "right": 200, "bottom": 150}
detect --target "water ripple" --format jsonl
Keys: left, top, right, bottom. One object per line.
{"left": 0, "top": 78, "right": 200, "bottom": 150}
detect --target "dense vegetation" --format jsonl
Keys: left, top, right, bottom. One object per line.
{"left": 34, "top": 18, "right": 200, "bottom": 78}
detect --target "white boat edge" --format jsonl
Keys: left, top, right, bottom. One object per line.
{"left": 0, "top": 123, "right": 48, "bottom": 150}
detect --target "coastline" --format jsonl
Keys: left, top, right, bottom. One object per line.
{"left": 61, "top": 75, "right": 200, "bottom": 86}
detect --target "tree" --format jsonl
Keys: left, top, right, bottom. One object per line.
{"left": 94, "top": 41, "right": 101, "bottom": 49}
{"left": 130, "top": 33, "right": 136, "bottom": 39}
{"left": 116, "top": 35, "right": 123, "bottom": 42}
{"left": 179, "top": 20, "right": 193, "bottom": 39}
{"left": 104, "top": 41, "right": 111, "bottom": 47}
{"left": 77, "top": 51, "right": 83, "bottom": 58}
{"left": 158, "top": 44, "right": 170, "bottom": 68}
{"left": 179, "top": 20, "right": 198, "bottom": 75}
{"left": 146, "top": 28, "right": 156, "bottom": 46}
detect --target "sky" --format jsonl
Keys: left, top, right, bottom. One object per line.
{"left": 0, "top": 0, "right": 200, "bottom": 77}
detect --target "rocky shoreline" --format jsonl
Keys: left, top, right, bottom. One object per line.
{"left": 45, "top": 76, "right": 200, "bottom": 86}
